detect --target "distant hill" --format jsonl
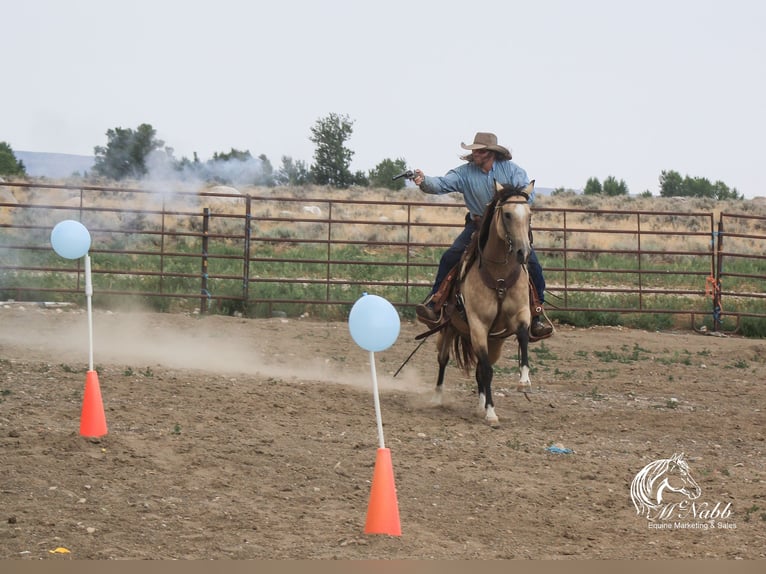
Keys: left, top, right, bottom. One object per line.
{"left": 16, "top": 151, "right": 95, "bottom": 178}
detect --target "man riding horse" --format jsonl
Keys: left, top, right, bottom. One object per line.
{"left": 411, "top": 132, "right": 553, "bottom": 339}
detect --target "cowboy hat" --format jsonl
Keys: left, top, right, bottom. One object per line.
{"left": 460, "top": 132, "right": 512, "bottom": 160}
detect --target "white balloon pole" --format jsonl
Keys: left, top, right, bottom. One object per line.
{"left": 84, "top": 254, "right": 94, "bottom": 372}
{"left": 368, "top": 350, "right": 385, "bottom": 450}
{"left": 50, "top": 220, "right": 107, "bottom": 438}
{"left": 347, "top": 294, "right": 402, "bottom": 536}
{"left": 80, "top": 250, "right": 107, "bottom": 438}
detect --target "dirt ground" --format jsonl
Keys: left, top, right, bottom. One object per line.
{"left": 0, "top": 303, "right": 764, "bottom": 560}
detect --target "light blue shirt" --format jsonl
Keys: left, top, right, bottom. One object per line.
{"left": 420, "top": 159, "right": 532, "bottom": 217}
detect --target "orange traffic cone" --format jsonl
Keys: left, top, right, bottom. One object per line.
{"left": 80, "top": 370, "right": 107, "bottom": 438}
{"left": 364, "top": 447, "right": 401, "bottom": 536}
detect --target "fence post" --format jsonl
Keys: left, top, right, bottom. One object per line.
{"left": 713, "top": 217, "right": 724, "bottom": 332}
{"left": 243, "top": 195, "right": 251, "bottom": 313}
{"left": 326, "top": 202, "right": 332, "bottom": 302}
{"left": 637, "top": 213, "right": 644, "bottom": 310}
{"left": 201, "top": 207, "right": 210, "bottom": 315}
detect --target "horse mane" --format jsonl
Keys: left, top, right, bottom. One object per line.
{"left": 631, "top": 458, "right": 669, "bottom": 514}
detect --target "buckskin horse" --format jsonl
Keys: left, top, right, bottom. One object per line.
{"left": 430, "top": 180, "right": 535, "bottom": 424}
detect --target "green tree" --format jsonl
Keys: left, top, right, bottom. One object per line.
{"left": 175, "top": 152, "right": 204, "bottom": 180}
{"left": 211, "top": 148, "right": 252, "bottom": 162}
{"left": 351, "top": 169, "right": 369, "bottom": 187}
{"left": 256, "top": 153, "right": 275, "bottom": 187}
{"left": 659, "top": 170, "right": 684, "bottom": 197}
{"left": 712, "top": 180, "right": 742, "bottom": 200}
{"left": 660, "top": 169, "right": 742, "bottom": 199}
{"left": 602, "top": 175, "right": 629, "bottom": 196}
{"left": 0, "top": 141, "right": 26, "bottom": 176}
{"left": 684, "top": 175, "right": 714, "bottom": 198}
{"left": 204, "top": 149, "right": 275, "bottom": 186}
{"left": 93, "top": 124, "right": 167, "bottom": 180}
{"left": 583, "top": 177, "right": 602, "bottom": 195}
{"left": 368, "top": 158, "right": 408, "bottom": 190}
{"left": 309, "top": 113, "right": 355, "bottom": 188}
{"left": 275, "top": 155, "right": 311, "bottom": 186}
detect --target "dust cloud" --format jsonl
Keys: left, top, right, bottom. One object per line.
{"left": 0, "top": 305, "right": 425, "bottom": 393}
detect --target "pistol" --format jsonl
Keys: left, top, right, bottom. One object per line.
{"left": 392, "top": 169, "right": 416, "bottom": 181}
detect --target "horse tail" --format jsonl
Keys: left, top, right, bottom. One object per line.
{"left": 452, "top": 332, "right": 476, "bottom": 374}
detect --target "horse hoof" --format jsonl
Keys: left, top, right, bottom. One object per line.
{"left": 516, "top": 383, "right": 532, "bottom": 393}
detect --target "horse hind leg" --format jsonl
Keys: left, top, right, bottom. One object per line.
{"left": 433, "top": 361, "right": 448, "bottom": 406}
{"left": 432, "top": 334, "right": 451, "bottom": 406}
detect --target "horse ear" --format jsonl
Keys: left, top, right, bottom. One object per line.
{"left": 524, "top": 180, "right": 535, "bottom": 195}
{"left": 495, "top": 180, "right": 503, "bottom": 193}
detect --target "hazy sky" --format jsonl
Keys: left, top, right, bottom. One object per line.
{"left": 3, "top": 0, "right": 765, "bottom": 197}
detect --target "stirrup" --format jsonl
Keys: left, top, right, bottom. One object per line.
{"left": 529, "top": 315, "right": 553, "bottom": 342}
{"left": 416, "top": 303, "right": 441, "bottom": 325}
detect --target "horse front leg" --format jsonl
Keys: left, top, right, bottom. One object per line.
{"left": 475, "top": 350, "right": 498, "bottom": 424}
{"left": 516, "top": 326, "right": 532, "bottom": 393}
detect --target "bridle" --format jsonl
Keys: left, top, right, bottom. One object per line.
{"left": 483, "top": 190, "right": 530, "bottom": 264}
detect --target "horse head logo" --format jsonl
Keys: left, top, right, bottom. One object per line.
{"left": 630, "top": 453, "right": 702, "bottom": 518}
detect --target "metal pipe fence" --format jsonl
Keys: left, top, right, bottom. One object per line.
{"left": 1, "top": 181, "right": 764, "bottom": 331}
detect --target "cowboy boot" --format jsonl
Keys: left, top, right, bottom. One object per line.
{"left": 415, "top": 296, "right": 438, "bottom": 323}
{"left": 531, "top": 314, "right": 553, "bottom": 338}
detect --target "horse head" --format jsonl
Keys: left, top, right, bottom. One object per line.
{"left": 490, "top": 180, "right": 534, "bottom": 265}
{"left": 631, "top": 453, "right": 702, "bottom": 516}
{"left": 659, "top": 453, "right": 702, "bottom": 503}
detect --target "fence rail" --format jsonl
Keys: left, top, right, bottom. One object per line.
{"left": 1, "top": 181, "right": 765, "bottom": 332}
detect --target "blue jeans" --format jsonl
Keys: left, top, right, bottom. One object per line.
{"left": 430, "top": 219, "right": 546, "bottom": 304}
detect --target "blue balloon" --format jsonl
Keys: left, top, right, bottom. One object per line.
{"left": 51, "top": 220, "right": 91, "bottom": 259}
{"left": 348, "top": 294, "right": 401, "bottom": 352}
